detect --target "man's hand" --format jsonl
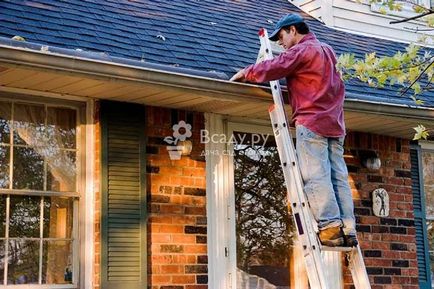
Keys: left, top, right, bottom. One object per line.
{"left": 230, "top": 69, "right": 246, "bottom": 82}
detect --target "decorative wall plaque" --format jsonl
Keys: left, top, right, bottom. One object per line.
{"left": 372, "top": 188, "right": 389, "bottom": 217}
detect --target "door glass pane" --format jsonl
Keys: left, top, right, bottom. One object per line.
{"left": 0, "top": 146, "right": 10, "bottom": 189}
{"left": 234, "top": 132, "right": 296, "bottom": 288}
{"left": 42, "top": 240, "right": 73, "bottom": 284}
{"left": 9, "top": 196, "right": 40, "bottom": 238}
{"left": 0, "top": 241, "right": 4, "bottom": 284}
{"left": 7, "top": 239, "right": 39, "bottom": 284}
{"left": 0, "top": 196, "right": 5, "bottom": 237}
{"left": 0, "top": 102, "right": 11, "bottom": 144}
{"left": 43, "top": 197, "right": 74, "bottom": 239}
{"left": 422, "top": 150, "right": 434, "bottom": 216}
{"left": 13, "top": 147, "right": 44, "bottom": 190}
{"left": 427, "top": 220, "right": 433, "bottom": 284}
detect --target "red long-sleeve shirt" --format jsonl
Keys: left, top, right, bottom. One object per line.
{"left": 244, "top": 32, "right": 346, "bottom": 137}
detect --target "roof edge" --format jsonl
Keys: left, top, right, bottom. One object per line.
{"left": 0, "top": 39, "right": 433, "bottom": 122}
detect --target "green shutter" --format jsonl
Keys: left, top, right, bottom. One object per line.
{"left": 101, "top": 101, "right": 147, "bottom": 289}
{"left": 410, "top": 144, "right": 432, "bottom": 289}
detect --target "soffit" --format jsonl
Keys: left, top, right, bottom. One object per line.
{"left": 1, "top": 65, "right": 432, "bottom": 140}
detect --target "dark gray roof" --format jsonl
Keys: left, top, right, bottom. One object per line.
{"left": 1, "top": 0, "right": 433, "bottom": 107}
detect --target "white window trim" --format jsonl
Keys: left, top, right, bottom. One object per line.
{"left": 205, "top": 113, "right": 232, "bottom": 289}
{"left": 206, "top": 114, "right": 343, "bottom": 289}
{"left": 82, "top": 99, "right": 95, "bottom": 289}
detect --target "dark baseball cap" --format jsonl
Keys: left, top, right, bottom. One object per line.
{"left": 269, "top": 13, "right": 304, "bottom": 41}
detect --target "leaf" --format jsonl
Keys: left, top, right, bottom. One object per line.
{"left": 411, "top": 95, "right": 424, "bottom": 105}
{"left": 413, "top": 5, "right": 427, "bottom": 13}
{"left": 413, "top": 125, "right": 429, "bottom": 140}
{"left": 427, "top": 15, "right": 434, "bottom": 27}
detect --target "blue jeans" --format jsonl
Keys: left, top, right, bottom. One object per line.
{"left": 296, "top": 125, "right": 356, "bottom": 235}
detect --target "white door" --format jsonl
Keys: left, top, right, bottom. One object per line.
{"left": 227, "top": 122, "right": 308, "bottom": 289}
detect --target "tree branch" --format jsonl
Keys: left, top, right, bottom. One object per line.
{"left": 400, "top": 59, "right": 434, "bottom": 96}
{"left": 390, "top": 10, "right": 434, "bottom": 24}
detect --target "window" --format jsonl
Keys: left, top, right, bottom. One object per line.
{"left": 421, "top": 148, "right": 434, "bottom": 287}
{"left": 0, "top": 99, "right": 80, "bottom": 287}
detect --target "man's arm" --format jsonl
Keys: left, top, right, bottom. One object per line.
{"left": 230, "top": 47, "right": 305, "bottom": 83}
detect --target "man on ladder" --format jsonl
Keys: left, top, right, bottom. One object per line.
{"left": 230, "top": 13, "right": 358, "bottom": 248}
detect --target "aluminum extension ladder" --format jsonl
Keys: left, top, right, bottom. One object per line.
{"left": 256, "top": 28, "right": 371, "bottom": 289}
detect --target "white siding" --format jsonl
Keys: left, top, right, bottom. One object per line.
{"left": 289, "top": 0, "right": 434, "bottom": 46}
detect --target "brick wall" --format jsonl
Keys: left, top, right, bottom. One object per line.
{"left": 93, "top": 103, "right": 420, "bottom": 289}
{"left": 146, "top": 106, "right": 207, "bottom": 289}
{"left": 343, "top": 132, "right": 419, "bottom": 289}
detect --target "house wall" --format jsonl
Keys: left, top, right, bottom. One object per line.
{"left": 343, "top": 132, "right": 419, "bottom": 289}
{"left": 293, "top": 0, "right": 434, "bottom": 46}
{"left": 145, "top": 106, "right": 207, "bottom": 289}
{"left": 93, "top": 101, "right": 419, "bottom": 289}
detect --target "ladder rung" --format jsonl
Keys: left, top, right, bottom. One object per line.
{"left": 321, "top": 246, "right": 355, "bottom": 252}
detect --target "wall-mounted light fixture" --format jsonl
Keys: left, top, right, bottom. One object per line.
{"left": 178, "top": 139, "right": 193, "bottom": 156}
{"left": 359, "top": 150, "right": 381, "bottom": 171}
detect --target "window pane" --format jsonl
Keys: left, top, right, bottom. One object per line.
{"left": 47, "top": 151, "right": 76, "bottom": 192}
{"left": 13, "top": 103, "right": 45, "bottom": 146}
{"left": 47, "top": 107, "right": 76, "bottom": 149}
{"left": 43, "top": 197, "right": 73, "bottom": 239}
{"left": 7, "top": 239, "right": 39, "bottom": 284}
{"left": 422, "top": 150, "right": 434, "bottom": 216}
{"left": 427, "top": 220, "right": 433, "bottom": 283}
{"left": 0, "top": 146, "right": 10, "bottom": 189}
{"left": 234, "top": 134, "right": 296, "bottom": 288}
{"left": 13, "top": 147, "right": 44, "bottom": 190}
{"left": 0, "top": 241, "right": 4, "bottom": 284}
{"left": 42, "top": 240, "right": 73, "bottom": 284}
{"left": 0, "top": 196, "right": 5, "bottom": 237}
{"left": 9, "top": 196, "right": 40, "bottom": 238}
{"left": 0, "top": 102, "right": 11, "bottom": 144}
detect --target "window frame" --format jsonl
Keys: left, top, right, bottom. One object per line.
{"left": 0, "top": 95, "right": 86, "bottom": 289}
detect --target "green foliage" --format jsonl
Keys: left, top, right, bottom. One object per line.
{"left": 413, "top": 124, "right": 430, "bottom": 140}
{"left": 337, "top": 44, "right": 434, "bottom": 102}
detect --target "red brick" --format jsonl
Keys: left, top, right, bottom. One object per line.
{"left": 172, "top": 275, "right": 196, "bottom": 284}
{"left": 184, "top": 244, "right": 207, "bottom": 254}
{"left": 160, "top": 265, "right": 183, "bottom": 274}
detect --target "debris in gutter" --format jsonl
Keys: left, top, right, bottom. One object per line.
{"left": 156, "top": 34, "right": 166, "bottom": 41}
{"left": 12, "top": 35, "right": 26, "bottom": 41}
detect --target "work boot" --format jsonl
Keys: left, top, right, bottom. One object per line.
{"left": 318, "top": 226, "right": 344, "bottom": 247}
{"left": 344, "top": 234, "right": 359, "bottom": 247}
